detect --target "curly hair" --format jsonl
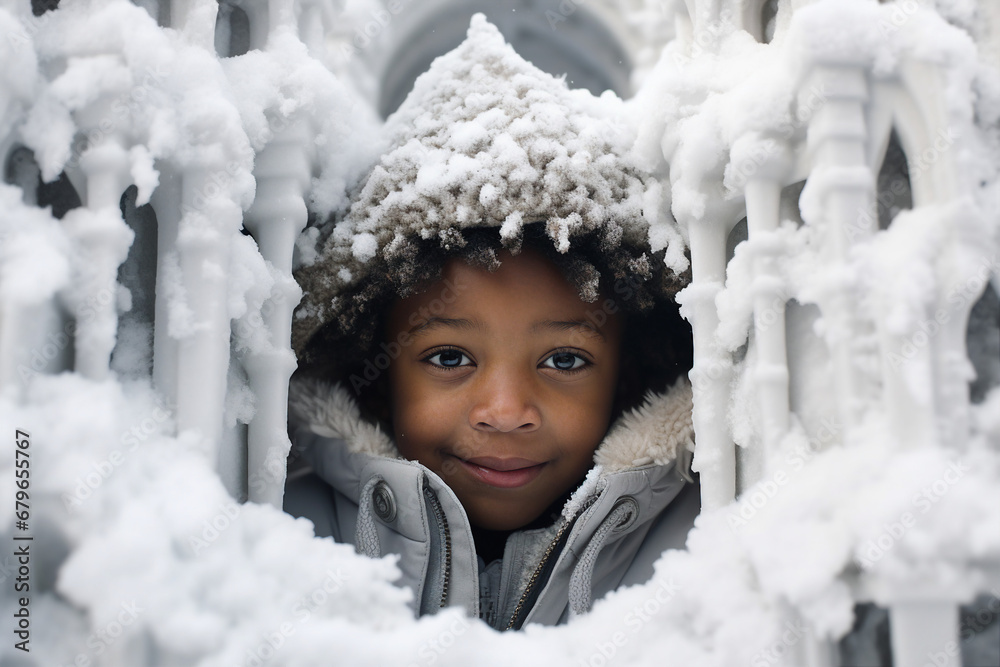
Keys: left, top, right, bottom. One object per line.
{"left": 295, "top": 222, "right": 692, "bottom": 420}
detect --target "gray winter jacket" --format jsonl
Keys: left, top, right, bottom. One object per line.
{"left": 283, "top": 378, "right": 700, "bottom": 630}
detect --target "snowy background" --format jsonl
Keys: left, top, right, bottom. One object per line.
{"left": 1, "top": 0, "right": 1000, "bottom": 666}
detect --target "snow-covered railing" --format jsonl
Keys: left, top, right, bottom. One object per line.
{"left": 1, "top": 0, "right": 998, "bottom": 666}
{"left": 653, "top": 1, "right": 1000, "bottom": 665}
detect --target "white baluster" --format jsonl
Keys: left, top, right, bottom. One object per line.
{"left": 298, "top": 0, "right": 327, "bottom": 57}
{"left": 151, "top": 164, "right": 183, "bottom": 409}
{"left": 740, "top": 135, "right": 794, "bottom": 472}
{"left": 237, "top": 0, "right": 270, "bottom": 50}
{"left": 897, "top": 60, "right": 980, "bottom": 452}
{"left": 69, "top": 95, "right": 135, "bottom": 381}
{"left": 170, "top": 0, "right": 219, "bottom": 49}
{"left": 268, "top": 0, "right": 297, "bottom": 34}
{"left": 686, "top": 217, "right": 737, "bottom": 510}
{"left": 890, "top": 601, "right": 960, "bottom": 667}
{"left": 242, "top": 116, "right": 309, "bottom": 507}
{"left": 801, "top": 64, "right": 876, "bottom": 435}
{"left": 174, "top": 165, "right": 238, "bottom": 462}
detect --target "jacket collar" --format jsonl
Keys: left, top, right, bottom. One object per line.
{"left": 287, "top": 377, "right": 694, "bottom": 483}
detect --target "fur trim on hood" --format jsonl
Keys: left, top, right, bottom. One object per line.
{"left": 288, "top": 378, "right": 694, "bottom": 479}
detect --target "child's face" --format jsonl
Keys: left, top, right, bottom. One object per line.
{"left": 385, "top": 249, "right": 622, "bottom": 531}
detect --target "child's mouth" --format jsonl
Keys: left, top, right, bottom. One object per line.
{"left": 457, "top": 456, "right": 546, "bottom": 489}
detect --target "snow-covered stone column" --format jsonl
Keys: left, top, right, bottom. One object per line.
{"left": 151, "top": 166, "right": 183, "bottom": 408}
{"left": 685, "top": 211, "right": 737, "bottom": 510}
{"left": 736, "top": 134, "right": 793, "bottom": 471}
{"left": 874, "top": 59, "right": 981, "bottom": 667}
{"left": 890, "top": 601, "right": 961, "bottom": 667}
{"left": 171, "top": 0, "right": 219, "bottom": 50}
{"left": 237, "top": 0, "right": 313, "bottom": 507}
{"left": 238, "top": 0, "right": 271, "bottom": 51}
{"left": 66, "top": 95, "right": 135, "bottom": 381}
{"left": 896, "top": 60, "right": 982, "bottom": 452}
{"left": 658, "top": 2, "right": 743, "bottom": 512}
{"left": 173, "top": 165, "right": 238, "bottom": 461}
{"left": 242, "top": 116, "right": 309, "bottom": 507}
{"left": 800, "top": 63, "right": 875, "bottom": 435}
{"left": 297, "top": 0, "right": 328, "bottom": 57}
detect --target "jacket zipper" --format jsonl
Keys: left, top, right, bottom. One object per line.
{"left": 424, "top": 489, "right": 452, "bottom": 608}
{"left": 505, "top": 496, "right": 596, "bottom": 630}
{"left": 505, "top": 519, "right": 571, "bottom": 629}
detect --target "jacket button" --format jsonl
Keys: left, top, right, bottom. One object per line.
{"left": 372, "top": 481, "right": 397, "bottom": 523}
{"left": 611, "top": 496, "right": 639, "bottom": 532}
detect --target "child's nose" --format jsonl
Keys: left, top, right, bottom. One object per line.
{"left": 468, "top": 367, "right": 541, "bottom": 433}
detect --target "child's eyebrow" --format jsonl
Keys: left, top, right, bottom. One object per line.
{"left": 532, "top": 320, "right": 606, "bottom": 342}
{"left": 407, "top": 317, "right": 483, "bottom": 337}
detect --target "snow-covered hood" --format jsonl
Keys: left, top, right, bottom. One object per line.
{"left": 292, "top": 14, "right": 687, "bottom": 356}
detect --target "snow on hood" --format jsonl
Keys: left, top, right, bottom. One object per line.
{"left": 292, "top": 13, "right": 684, "bottom": 355}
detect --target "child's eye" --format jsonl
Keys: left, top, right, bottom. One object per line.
{"left": 541, "top": 352, "right": 588, "bottom": 372}
{"left": 423, "top": 349, "right": 473, "bottom": 368}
